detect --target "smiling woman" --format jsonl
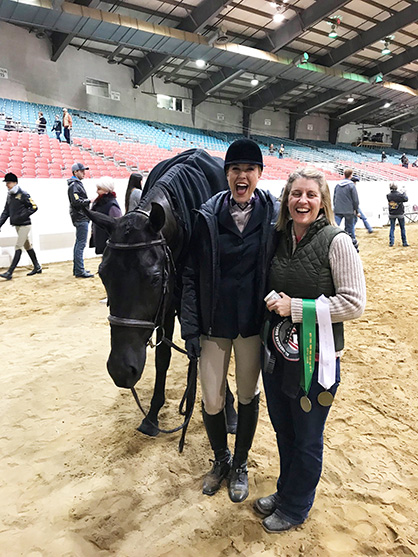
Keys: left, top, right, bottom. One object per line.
{"left": 180, "top": 139, "right": 279, "bottom": 506}
{"left": 259, "top": 166, "right": 366, "bottom": 533}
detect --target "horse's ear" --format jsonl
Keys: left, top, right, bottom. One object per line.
{"left": 84, "top": 209, "right": 117, "bottom": 235}
{"left": 149, "top": 202, "right": 165, "bottom": 233}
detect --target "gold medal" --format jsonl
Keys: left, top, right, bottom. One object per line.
{"left": 317, "top": 391, "right": 334, "bottom": 407}
{"left": 300, "top": 395, "right": 312, "bottom": 413}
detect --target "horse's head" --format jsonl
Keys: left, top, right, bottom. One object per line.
{"left": 92, "top": 203, "right": 174, "bottom": 388}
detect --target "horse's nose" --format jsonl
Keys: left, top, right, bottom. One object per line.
{"left": 107, "top": 344, "right": 146, "bottom": 388}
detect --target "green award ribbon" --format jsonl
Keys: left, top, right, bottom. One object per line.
{"left": 300, "top": 299, "right": 316, "bottom": 395}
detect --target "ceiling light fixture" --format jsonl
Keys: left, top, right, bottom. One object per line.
{"left": 195, "top": 59, "right": 206, "bottom": 68}
{"left": 347, "top": 96, "right": 354, "bottom": 103}
{"left": 272, "top": 1, "right": 286, "bottom": 23}
{"left": 381, "top": 36, "right": 394, "bottom": 56}
{"left": 327, "top": 16, "right": 342, "bottom": 39}
{"left": 251, "top": 75, "right": 259, "bottom": 86}
{"left": 293, "top": 52, "right": 310, "bottom": 66}
{"left": 383, "top": 102, "right": 391, "bottom": 108}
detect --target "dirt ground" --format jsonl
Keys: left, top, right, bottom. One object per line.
{"left": 0, "top": 224, "right": 417, "bottom": 557}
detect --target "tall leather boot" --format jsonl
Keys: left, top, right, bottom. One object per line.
{"left": 228, "top": 393, "right": 260, "bottom": 503}
{"left": 225, "top": 382, "right": 238, "bottom": 434}
{"left": 26, "top": 248, "right": 42, "bottom": 275}
{"left": 0, "top": 249, "right": 22, "bottom": 280}
{"left": 202, "top": 404, "right": 232, "bottom": 496}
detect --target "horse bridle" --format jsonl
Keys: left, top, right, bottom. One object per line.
{"left": 106, "top": 211, "right": 174, "bottom": 344}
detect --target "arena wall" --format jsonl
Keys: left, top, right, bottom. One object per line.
{"left": 1, "top": 178, "right": 416, "bottom": 268}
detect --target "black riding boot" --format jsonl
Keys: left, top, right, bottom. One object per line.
{"left": 202, "top": 404, "right": 231, "bottom": 496}
{"left": 26, "top": 248, "right": 42, "bottom": 275}
{"left": 225, "top": 382, "right": 238, "bottom": 434}
{"left": 0, "top": 249, "right": 22, "bottom": 280}
{"left": 228, "top": 393, "right": 260, "bottom": 503}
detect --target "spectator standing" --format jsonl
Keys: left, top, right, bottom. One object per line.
{"left": 278, "top": 144, "right": 285, "bottom": 158}
{"left": 351, "top": 176, "right": 373, "bottom": 233}
{"left": 0, "top": 172, "right": 42, "bottom": 280}
{"left": 62, "top": 108, "right": 73, "bottom": 144}
{"left": 400, "top": 154, "right": 409, "bottom": 168}
{"left": 52, "top": 115, "right": 62, "bottom": 141}
{"left": 269, "top": 144, "right": 275, "bottom": 155}
{"left": 125, "top": 172, "right": 143, "bottom": 212}
{"left": 387, "top": 183, "right": 409, "bottom": 247}
{"left": 36, "top": 112, "right": 47, "bottom": 134}
{"left": 90, "top": 177, "right": 122, "bottom": 254}
{"left": 381, "top": 151, "right": 387, "bottom": 163}
{"left": 67, "top": 162, "right": 93, "bottom": 278}
{"left": 333, "top": 168, "right": 359, "bottom": 251}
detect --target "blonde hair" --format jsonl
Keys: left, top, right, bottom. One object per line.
{"left": 276, "top": 167, "right": 335, "bottom": 231}
{"left": 96, "top": 176, "right": 115, "bottom": 193}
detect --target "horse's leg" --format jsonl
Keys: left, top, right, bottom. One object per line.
{"left": 225, "top": 381, "right": 238, "bottom": 434}
{"left": 137, "top": 310, "right": 176, "bottom": 437}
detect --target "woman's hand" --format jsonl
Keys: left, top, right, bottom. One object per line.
{"left": 266, "top": 292, "right": 291, "bottom": 317}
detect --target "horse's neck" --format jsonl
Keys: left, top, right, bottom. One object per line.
{"left": 141, "top": 187, "right": 182, "bottom": 255}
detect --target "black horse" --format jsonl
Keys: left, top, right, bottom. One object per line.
{"left": 87, "top": 149, "right": 237, "bottom": 439}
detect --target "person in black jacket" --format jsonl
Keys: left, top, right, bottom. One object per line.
{"left": 181, "top": 139, "right": 279, "bottom": 504}
{"left": 52, "top": 115, "right": 62, "bottom": 141}
{"left": 36, "top": 112, "right": 47, "bottom": 134}
{"left": 90, "top": 177, "right": 122, "bottom": 254}
{"left": 0, "top": 172, "right": 42, "bottom": 280}
{"left": 387, "top": 183, "right": 409, "bottom": 247}
{"left": 67, "top": 162, "right": 93, "bottom": 278}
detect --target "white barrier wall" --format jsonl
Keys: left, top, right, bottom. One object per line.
{"left": 0, "top": 178, "right": 417, "bottom": 268}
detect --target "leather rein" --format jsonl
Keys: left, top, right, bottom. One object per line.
{"left": 105, "top": 211, "right": 197, "bottom": 451}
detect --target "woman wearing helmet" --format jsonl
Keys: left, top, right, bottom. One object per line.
{"left": 181, "top": 139, "right": 279, "bottom": 503}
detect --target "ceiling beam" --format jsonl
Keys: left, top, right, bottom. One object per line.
{"left": 292, "top": 89, "right": 344, "bottom": 119}
{"left": 315, "top": 3, "right": 418, "bottom": 67}
{"left": 245, "top": 80, "right": 300, "bottom": 115}
{"left": 332, "top": 98, "right": 388, "bottom": 127}
{"left": 192, "top": 68, "right": 245, "bottom": 106}
{"left": 362, "top": 45, "right": 418, "bottom": 78}
{"left": 193, "top": 0, "right": 351, "bottom": 108}
{"left": 258, "top": 0, "right": 350, "bottom": 53}
{"left": 50, "top": 0, "right": 100, "bottom": 61}
{"left": 133, "top": 0, "right": 230, "bottom": 87}
{"left": 393, "top": 114, "right": 418, "bottom": 132}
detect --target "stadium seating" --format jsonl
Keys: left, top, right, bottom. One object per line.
{"left": 0, "top": 97, "right": 417, "bottom": 180}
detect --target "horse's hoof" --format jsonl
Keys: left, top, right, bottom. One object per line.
{"left": 137, "top": 418, "right": 159, "bottom": 437}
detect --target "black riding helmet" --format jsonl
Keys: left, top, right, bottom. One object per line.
{"left": 224, "top": 139, "right": 264, "bottom": 172}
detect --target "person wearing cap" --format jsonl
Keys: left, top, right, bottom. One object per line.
{"left": 0, "top": 172, "right": 42, "bottom": 280}
{"left": 333, "top": 168, "right": 359, "bottom": 251}
{"left": 125, "top": 172, "right": 143, "bottom": 213}
{"left": 257, "top": 167, "right": 366, "bottom": 532}
{"left": 67, "top": 163, "right": 93, "bottom": 278}
{"left": 387, "top": 183, "right": 409, "bottom": 247}
{"left": 351, "top": 176, "right": 373, "bottom": 233}
{"left": 181, "top": 139, "right": 279, "bottom": 504}
{"left": 62, "top": 108, "right": 73, "bottom": 144}
{"left": 90, "top": 177, "right": 122, "bottom": 254}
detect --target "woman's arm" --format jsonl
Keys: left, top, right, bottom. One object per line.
{"left": 290, "top": 233, "right": 366, "bottom": 323}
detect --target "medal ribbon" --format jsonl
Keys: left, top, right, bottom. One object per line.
{"left": 300, "top": 299, "right": 316, "bottom": 395}
{"left": 316, "top": 295, "right": 336, "bottom": 389}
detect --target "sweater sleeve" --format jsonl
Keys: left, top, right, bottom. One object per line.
{"left": 291, "top": 232, "right": 366, "bottom": 323}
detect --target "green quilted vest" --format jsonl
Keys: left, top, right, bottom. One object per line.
{"left": 268, "top": 217, "right": 344, "bottom": 351}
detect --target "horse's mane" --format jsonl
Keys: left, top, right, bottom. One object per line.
{"left": 138, "top": 149, "right": 228, "bottom": 244}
